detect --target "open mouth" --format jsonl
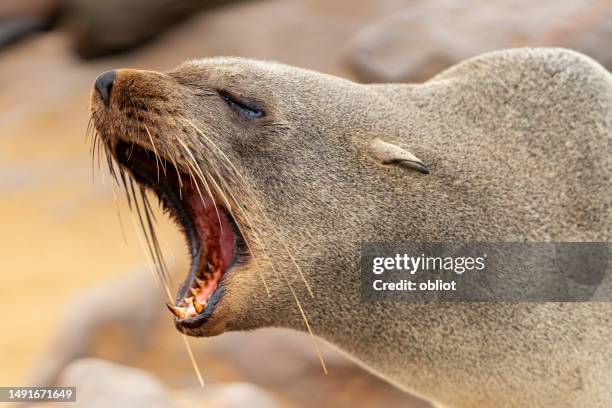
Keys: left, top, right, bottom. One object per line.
{"left": 114, "top": 141, "right": 245, "bottom": 329}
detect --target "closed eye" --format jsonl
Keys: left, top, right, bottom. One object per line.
{"left": 219, "top": 90, "right": 264, "bottom": 119}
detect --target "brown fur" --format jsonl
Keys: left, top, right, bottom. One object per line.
{"left": 91, "top": 48, "right": 612, "bottom": 408}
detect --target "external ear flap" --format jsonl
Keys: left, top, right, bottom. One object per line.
{"left": 369, "top": 138, "right": 430, "bottom": 174}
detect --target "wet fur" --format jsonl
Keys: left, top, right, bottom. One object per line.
{"left": 91, "top": 48, "right": 612, "bottom": 408}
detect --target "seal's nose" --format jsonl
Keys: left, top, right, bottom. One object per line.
{"left": 94, "top": 70, "right": 116, "bottom": 107}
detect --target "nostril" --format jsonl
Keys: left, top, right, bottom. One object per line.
{"left": 94, "top": 70, "right": 116, "bottom": 107}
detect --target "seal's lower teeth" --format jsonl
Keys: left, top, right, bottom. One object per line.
{"left": 167, "top": 303, "right": 185, "bottom": 319}
{"left": 166, "top": 288, "right": 209, "bottom": 319}
{"left": 165, "top": 274, "right": 214, "bottom": 320}
{"left": 193, "top": 299, "right": 205, "bottom": 313}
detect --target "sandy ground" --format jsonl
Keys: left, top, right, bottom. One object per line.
{"left": 0, "top": 0, "right": 412, "bottom": 390}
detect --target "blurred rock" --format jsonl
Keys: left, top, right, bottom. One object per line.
{"left": 345, "top": 0, "right": 612, "bottom": 83}
{"left": 0, "top": 0, "right": 61, "bottom": 48}
{"left": 57, "top": 358, "right": 180, "bottom": 408}
{"left": 46, "top": 358, "right": 281, "bottom": 408}
{"left": 178, "top": 383, "right": 280, "bottom": 408}
{"left": 61, "top": 0, "right": 246, "bottom": 58}
{"left": 535, "top": 0, "right": 612, "bottom": 69}
{"left": 27, "top": 267, "right": 165, "bottom": 387}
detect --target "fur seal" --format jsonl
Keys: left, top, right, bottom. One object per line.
{"left": 89, "top": 48, "right": 612, "bottom": 408}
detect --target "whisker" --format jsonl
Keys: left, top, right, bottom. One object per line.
{"left": 143, "top": 124, "right": 162, "bottom": 183}
{"left": 140, "top": 100, "right": 169, "bottom": 177}
{"left": 98, "top": 138, "right": 106, "bottom": 187}
{"left": 125, "top": 187, "right": 174, "bottom": 303}
{"left": 128, "top": 176, "right": 166, "bottom": 283}
{"left": 180, "top": 116, "right": 313, "bottom": 296}
{"left": 217, "top": 184, "right": 272, "bottom": 294}
{"left": 283, "top": 275, "right": 328, "bottom": 375}
{"left": 118, "top": 168, "right": 133, "bottom": 210}
{"left": 176, "top": 137, "right": 224, "bottom": 235}
{"left": 141, "top": 187, "right": 174, "bottom": 287}
{"left": 87, "top": 111, "right": 205, "bottom": 386}
{"left": 110, "top": 174, "right": 128, "bottom": 245}
{"left": 184, "top": 166, "right": 208, "bottom": 210}
{"left": 181, "top": 335, "right": 205, "bottom": 387}
{"left": 91, "top": 131, "right": 99, "bottom": 182}
{"left": 85, "top": 117, "right": 93, "bottom": 143}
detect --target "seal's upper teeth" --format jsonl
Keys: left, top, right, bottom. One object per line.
{"left": 196, "top": 278, "right": 205, "bottom": 287}
{"left": 190, "top": 287, "right": 199, "bottom": 297}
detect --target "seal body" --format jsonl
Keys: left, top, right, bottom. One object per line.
{"left": 90, "top": 48, "right": 612, "bottom": 408}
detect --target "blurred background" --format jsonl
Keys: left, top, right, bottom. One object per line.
{"left": 1, "top": 0, "right": 610, "bottom": 406}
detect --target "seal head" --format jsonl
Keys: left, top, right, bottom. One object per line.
{"left": 90, "top": 57, "right": 427, "bottom": 336}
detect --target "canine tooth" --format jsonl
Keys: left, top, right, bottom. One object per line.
{"left": 190, "top": 287, "right": 199, "bottom": 297}
{"left": 166, "top": 303, "right": 184, "bottom": 319}
{"left": 196, "top": 278, "right": 205, "bottom": 287}
{"left": 193, "top": 299, "right": 204, "bottom": 313}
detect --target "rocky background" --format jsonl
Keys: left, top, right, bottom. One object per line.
{"left": 1, "top": 0, "right": 610, "bottom": 407}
